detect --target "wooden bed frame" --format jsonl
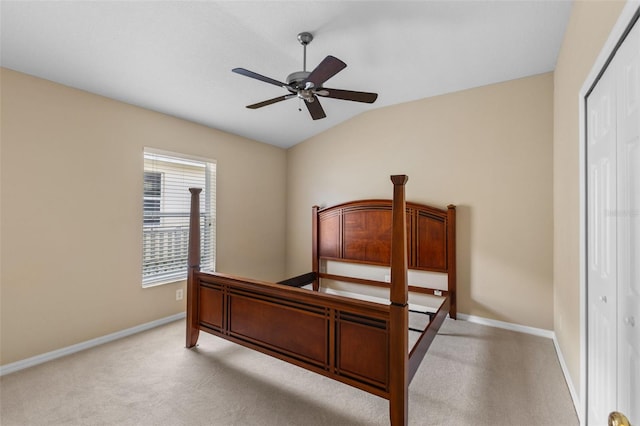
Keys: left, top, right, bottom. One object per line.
{"left": 185, "top": 175, "right": 456, "bottom": 426}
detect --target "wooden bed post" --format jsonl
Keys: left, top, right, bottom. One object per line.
{"left": 312, "top": 205, "right": 320, "bottom": 291}
{"left": 186, "top": 188, "right": 201, "bottom": 348}
{"left": 389, "top": 175, "right": 409, "bottom": 426}
{"left": 447, "top": 205, "right": 457, "bottom": 320}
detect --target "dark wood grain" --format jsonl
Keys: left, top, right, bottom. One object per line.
{"left": 312, "top": 206, "right": 320, "bottom": 291}
{"left": 318, "top": 88, "right": 378, "bottom": 103}
{"left": 304, "top": 96, "right": 326, "bottom": 120}
{"left": 232, "top": 68, "right": 287, "bottom": 88}
{"left": 389, "top": 175, "right": 409, "bottom": 426}
{"left": 194, "top": 271, "right": 392, "bottom": 396}
{"left": 344, "top": 209, "right": 392, "bottom": 263}
{"left": 415, "top": 212, "right": 446, "bottom": 270}
{"left": 229, "top": 294, "right": 328, "bottom": 364}
{"left": 447, "top": 205, "right": 457, "bottom": 319}
{"left": 246, "top": 94, "right": 295, "bottom": 109}
{"left": 304, "top": 55, "right": 347, "bottom": 87}
{"left": 200, "top": 286, "right": 223, "bottom": 329}
{"left": 185, "top": 177, "right": 456, "bottom": 426}
{"left": 186, "top": 188, "right": 202, "bottom": 348}
{"left": 338, "top": 319, "right": 388, "bottom": 386}
{"left": 318, "top": 209, "right": 341, "bottom": 258}
{"left": 316, "top": 199, "right": 452, "bottom": 273}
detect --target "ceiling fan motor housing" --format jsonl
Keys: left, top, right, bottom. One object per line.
{"left": 286, "top": 71, "right": 312, "bottom": 90}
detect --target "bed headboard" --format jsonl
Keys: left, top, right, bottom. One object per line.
{"left": 312, "top": 193, "right": 456, "bottom": 318}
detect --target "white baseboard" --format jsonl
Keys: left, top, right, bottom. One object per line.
{"left": 456, "top": 313, "right": 580, "bottom": 419}
{"left": 0, "top": 312, "right": 186, "bottom": 377}
{"left": 552, "top": 334, "right": 581, "bottom": 422}
{"left": 1, "top": 310, "right": 583, "bottom": 421}
{"left": 457, "top": 313, "right": 555, "bottom": 339}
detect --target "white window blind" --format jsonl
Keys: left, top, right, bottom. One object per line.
{"left": 142, "top": 149, "right": 216, "bottom": 287}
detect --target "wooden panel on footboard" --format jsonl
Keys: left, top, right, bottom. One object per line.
{"left": 337, "top": 313, "right": 389, "bottom": 388}
{"left": 193, "top": 271, "right": 392, "bottom": 398}
{"left": 229, "top": 291, "right": 328, "bottom": 365}
{"left": 200, "top": 285, "right": 224, "bottom": 329}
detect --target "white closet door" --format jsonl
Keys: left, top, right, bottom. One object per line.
{"left": 616, "top": 18, "right": 640, "bottom": 423}
{"left": 587, "top": 48, "right": 618, "bottom": 426}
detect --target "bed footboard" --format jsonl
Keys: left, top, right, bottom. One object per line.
{"left": 186, "top": 176, "right": 448, "bottom": 426}
{"left": 190, "top": 270, "right": 394, "bottom": 397}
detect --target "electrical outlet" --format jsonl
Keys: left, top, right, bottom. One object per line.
{"left": 176, "top": 289, "right": 184, "bottom": 301}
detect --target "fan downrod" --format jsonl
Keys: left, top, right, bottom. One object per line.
{"left": 297, "top": 32, "right": 313, "bottom": 73}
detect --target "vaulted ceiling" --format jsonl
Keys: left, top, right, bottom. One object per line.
{"left": 1, "top": 1, "right": 572, "bottom": 148}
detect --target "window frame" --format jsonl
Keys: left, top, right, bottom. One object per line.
{"left": 142, "top": 148, "right": 216, "bottom": 288}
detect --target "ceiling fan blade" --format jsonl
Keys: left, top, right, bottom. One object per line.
{"left": 246, "top": 94, "right": 296, "bottom": 109}
{"left": 303, "top": 56, "right": 346, "bottom": 88}
{"left": 232, "top": 68, "right": 288, "bottom": 88}
{"left": 305, "top": 96, "right": 326, "bottom": 120}
{"left": 317, "top": 88, "right": 378, "bottom": 104}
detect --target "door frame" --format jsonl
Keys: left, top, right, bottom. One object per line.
{"left": 579, "top": 1, "right": 640, "bottom": 424}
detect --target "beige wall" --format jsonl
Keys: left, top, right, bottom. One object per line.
{"left": 553, "top": 0, "right": 626, "bottom": 391}
{"left": 2, "top": 0, "right": 629, "bottom": 380}
{"left": 287, "top": 73, "right": 555, "bottom": 330}
{"left": 0, "top": 68, "right": 287, "bottom": 365}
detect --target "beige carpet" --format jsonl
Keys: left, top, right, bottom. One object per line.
{"left": 0, "top": 319, "right": 578, "bottom": 426}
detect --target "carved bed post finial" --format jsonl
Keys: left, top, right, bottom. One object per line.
{"left": 390, "top": 175, "right": 408, "bottom": 305}
{"left": 389, "top": 174, "right": 408, "bottom": 426}
{"left": 186, "top": 188, "right": 202, "bottom": 348}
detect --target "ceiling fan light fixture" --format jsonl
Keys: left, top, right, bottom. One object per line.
{"left": 297, "top": 89, "right": 315, "bottom": 102}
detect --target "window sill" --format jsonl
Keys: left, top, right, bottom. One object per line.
{"left": 142, "top": 278, "right": 186, "bottom": 288}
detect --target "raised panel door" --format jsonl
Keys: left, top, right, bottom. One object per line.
{"left": 615, "top": 18, "right": 640, "bottom": 423}
{"left": 587, "top": 57, "right": 618, "bottom": 425}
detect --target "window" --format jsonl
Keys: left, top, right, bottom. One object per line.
{"left": 142, "top": 148, "right": 216, "bottom": 287}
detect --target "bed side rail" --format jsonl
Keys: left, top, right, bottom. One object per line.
{"left": 317, "top": 271, "right": 451, "bottom": 298}
{"left": 408, "top": 296, "right": 450, "bottom": 383}
{"left": 277, "top": 271, "right": 316, "bottom": 288}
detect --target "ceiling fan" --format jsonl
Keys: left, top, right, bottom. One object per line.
{"left": 232, "top": 32, "right": 378, "bottom": 120}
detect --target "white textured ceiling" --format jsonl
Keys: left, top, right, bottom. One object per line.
{"left": 1, "top": 1, "right": 572, "bottom": 148}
